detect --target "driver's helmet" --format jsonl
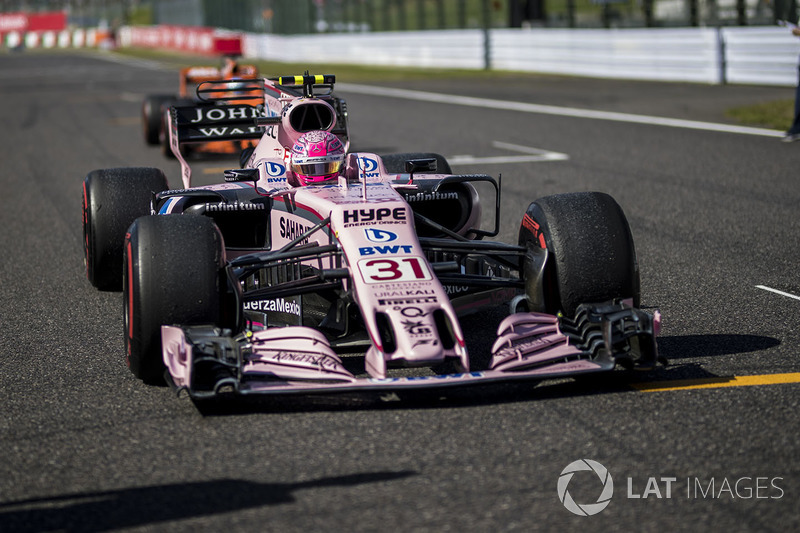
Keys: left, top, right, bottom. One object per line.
{"left": 290, "top": 130, "right": 345, "bottom": 186}
{"left": 221, "top": 56, "right": 240, "bottom": 78}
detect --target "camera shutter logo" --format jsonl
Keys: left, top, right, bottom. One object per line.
{"left": 557, "top": 459, "right": 614, "bottom": 516}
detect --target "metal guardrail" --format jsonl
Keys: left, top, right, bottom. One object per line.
{"left": 241, "top": 26, "right": 800, "bottom": 87}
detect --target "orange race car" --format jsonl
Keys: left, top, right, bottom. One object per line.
{"left": 141, "top": 56, "right": 262, "bottom": 158}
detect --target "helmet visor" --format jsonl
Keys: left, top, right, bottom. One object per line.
{"left": 293, "top": 160, "right": 342, "bottom": 181}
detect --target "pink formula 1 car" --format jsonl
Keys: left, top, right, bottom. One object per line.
{"left": 83, "top": 74, "right": 662, "bottom": 400}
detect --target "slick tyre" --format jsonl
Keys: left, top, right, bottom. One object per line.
{"left": 518, "top": 192, "right": 640, "bottom": 318}
{"left": 380, "top": 152, "right": 452, "bottom": 174}
{"left": 82, "top": 167, "right": 169, "bottom": 291}
{"left": 142, "top": 94, "right": 175, "bottom": 145}
{"left": 124, "top": 215, "right": 224, "bottom": 384}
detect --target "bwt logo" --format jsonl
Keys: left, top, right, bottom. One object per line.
{"left": 364, "top": 228, "right": 397, "bottom": 243}
{"left": 358, "top": 157, "right": 379, "bottom": 177}
{"left": 557, "top": 459, "right": 614, "bottom": 516}
{"left": 265, "top": 161, "right": 285, "bottom": 177}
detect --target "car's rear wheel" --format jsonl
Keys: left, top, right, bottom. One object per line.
{"left": 123, "top": 215, "right": 225, "bottom": 384}
{"left": 518, "top": 191, "right": 640, "bottom": 317}
{"left": 142, "top": 94, "right": 175, "bottom": 145}
{"left": 82, "top": 167, "right": 168, "bottom": 291}
{"left": 380, "top": 152, "right": 452, "bottom": 175}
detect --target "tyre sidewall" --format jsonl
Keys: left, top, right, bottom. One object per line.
{"left": 124, "top": 215, "right": 224, "bottom": 383}
{"left": 519, "top": 192, "right": 639, "bottom": 317}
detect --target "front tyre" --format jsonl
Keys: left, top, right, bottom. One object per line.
{"left": 518, "top": 192, "right": 640, "bottom": 317}
{"left": 82, "top": 167, "right": 168, "bottom": 291}
{"left": 123, "top": 215, "right": 224, "bottom": 384}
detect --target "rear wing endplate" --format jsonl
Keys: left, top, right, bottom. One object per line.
{"left": 168, "top": 103, "right": 279, "bottom": 188}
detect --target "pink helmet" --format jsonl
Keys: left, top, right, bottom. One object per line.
{"left": 290, "top": 130, "right": 345, "bottom": 186}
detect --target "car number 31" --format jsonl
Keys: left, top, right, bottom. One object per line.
{"left": 358, "top": 257, "right": 432, "bottom": 283}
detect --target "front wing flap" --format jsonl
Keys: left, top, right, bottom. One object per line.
{"left": 161, "top": 301, "right": 662, "bottom": 399}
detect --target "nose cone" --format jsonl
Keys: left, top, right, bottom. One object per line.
{"left": 404, "top": 338, "right": 444, "bottom": 363}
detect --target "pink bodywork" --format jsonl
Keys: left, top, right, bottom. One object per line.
{"left": 159, "top": 162, "right": 615, "bottom": 391}
{"left": 159, "top": 76, "right": 656, "bottom": 396}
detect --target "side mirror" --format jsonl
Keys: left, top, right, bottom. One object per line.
{"left": 404, "top": 158, "right": 437, "bottom": 174}
{"left": 404, "top": 158, "right": 437, "bottom": 183}
{"left": 224, "top": 168, "right": 259, "bottom": 182}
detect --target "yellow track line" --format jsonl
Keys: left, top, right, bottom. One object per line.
{"left": 632, "top": 373, "right": 800, "bottom": 392}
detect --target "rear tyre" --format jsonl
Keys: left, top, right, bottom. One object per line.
{"left": 518, "top": 192, "right": 640, "bottom": 317}
{"left": 380, "top": 152, "right": 452, "bottom": 174}
{"left": 142, "top": 95, "right": 175, "bottom": 145}
{"left": 123, "top": 215, "right": 224, "bottom": 384}
{"left": 82, "top": 167, "right": 169, "bottom": 291}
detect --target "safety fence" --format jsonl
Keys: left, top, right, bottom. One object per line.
{"left": 5, "top": 16, "right": 798, "bottom": 87}
{"left": 241, "top": 26, "right": 800, "bottom": 86}
{"left": 2, "top": 27, "right": 107, "bottom": 49}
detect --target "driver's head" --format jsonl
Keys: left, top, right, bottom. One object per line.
{"left": 221, "top": 55, "right": 239, "bottom": 76}
{"left": 290, "top": 131, "right": 345, "bottom": 186}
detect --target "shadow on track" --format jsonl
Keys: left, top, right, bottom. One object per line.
{"left": 656, "top": 333, "right": 780, "bottom": 359}
{"left": 0, "top": 471, "right": 415, "bottom": 533}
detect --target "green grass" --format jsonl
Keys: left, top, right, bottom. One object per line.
{"left": 726, "top": 99, "right": 795, "bottom": 131}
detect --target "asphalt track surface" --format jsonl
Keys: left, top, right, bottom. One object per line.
{"left": 1, "top": 50, "right": 799, "bottom": 532}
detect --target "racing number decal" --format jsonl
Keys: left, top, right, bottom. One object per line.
{"left": 359, "top": 257, "right": 432, "bottom": 283}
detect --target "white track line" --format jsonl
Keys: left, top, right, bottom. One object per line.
{"left": 448, "top": 140, "right": 569, "bottom": 165}
{"left": 337, "top": 83, "right": 784, "bottom": 138}
{"left": 756, "top": 285, "right": 800, "bottom": 301}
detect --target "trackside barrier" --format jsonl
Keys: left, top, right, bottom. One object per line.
{"left": 243, "top": 29, "right": 486, "bottom": 70}
{"left": 721, "top": 27, "right": 798, "bottom": 86}
{"left": 241, "top": 26, "right": 800, "bottom": 87}
{"left": 3, "top": 28, "right": 100, "bottom": 49}
{"left": 490, "top": 28, "right": 722, "bottom": 83}
{"left": 2, "top": 24, "right": 241, "bottom": 55}
{"left": 117, "top": 25, "right": 244, "bottom": 56}
{"left": 10, "top": 22, "right": 797, "bottom": 87}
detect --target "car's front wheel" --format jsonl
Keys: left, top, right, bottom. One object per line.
{"left": 518, "top": 191, "right": 640, "bottom": 317}
{"left": 123, "top": 215, "right": 225, "bottom": 384}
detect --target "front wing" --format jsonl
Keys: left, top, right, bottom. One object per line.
{"left": 161, "top": 301, "right": 662, "bottom": 399}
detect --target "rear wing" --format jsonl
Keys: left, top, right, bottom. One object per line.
{"left": 179, "top": 64, "right": 259, "bottom": 95}
{"left": 168, "top": 102, "right": 279, "bottom": 188}
{"left": 168, "top": 73, "right": 346, "bottom": 187}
